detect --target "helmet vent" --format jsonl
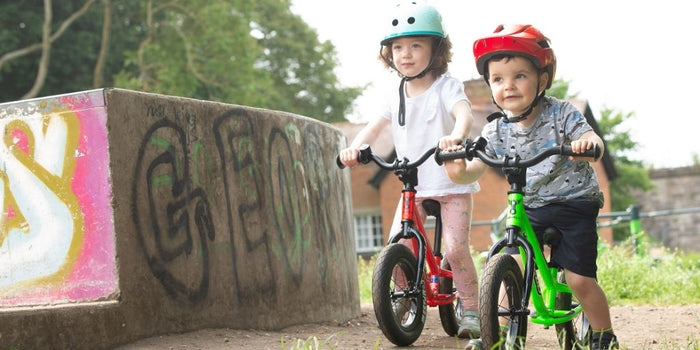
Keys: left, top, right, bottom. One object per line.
{"left": 392, "top": 19, "right": 399, "bottom": 26}
{"left": 537, "top": 40, "right": 550, "bottom": 49}
{"left": 407, "top": 17, "right": 415, "bottom": 24}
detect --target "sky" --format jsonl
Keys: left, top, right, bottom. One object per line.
{"left": 290, "top": 0, "right": 698, "bottom": 169}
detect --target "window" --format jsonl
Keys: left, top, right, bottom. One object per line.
{"left": 354, "top": 214, "right": 383, "bottom": 254}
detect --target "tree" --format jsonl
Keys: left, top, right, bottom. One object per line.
{"left": 1, "top": 0, "right": 361, "bottom": 123}
{"left": 548, "top": 79, "right": 653, "bottom": 240}
{"left": 113, "top": 0, "right": 271, "bottom": 106}
{"left": 0, "top": 0, "right": 96, "bottom": 99}
{"left": 596, "top": 108, "right": 654, "bottom": 207}
{"left": 246, "top": 0, "right": 363, "bottom": 122}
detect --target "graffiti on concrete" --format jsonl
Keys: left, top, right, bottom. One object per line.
{"left": 132, "top": 117, "right": 216, "bottom": 304}
{"left": 214, "top": 108, "right": 355, "bottom": 303}
{"left": 133, "top": 103, "right": 354, "bottom": 305}
{"left": 0, "top": 90, "right": 355, "bottom": 310}
{"left": 0, "top": 91, "right": 117, "bottom": 307}
{"left": 214, "top": 110, "right": 279, "bottom": 303}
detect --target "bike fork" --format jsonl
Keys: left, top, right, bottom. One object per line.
{"left": 389, "top": 223, "right": 427, "bottom": 297}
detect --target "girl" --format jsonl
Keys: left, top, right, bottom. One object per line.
{"left": 338, "top": 1, "right": 481, "bottom": 339}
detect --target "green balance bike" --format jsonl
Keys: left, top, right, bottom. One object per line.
{"left": 436, "top": 137, "right": 599, "bottom": 349}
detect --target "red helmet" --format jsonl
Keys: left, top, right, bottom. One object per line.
{"left": 473, "top": 24, "right": 556, "bottom": 88}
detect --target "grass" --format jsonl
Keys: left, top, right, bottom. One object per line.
{"left": 356, "top": 236, "right": 700, "bottom": 306}
{"left": 597, "top": 237, "right": 700, "bottom": 305}
{"left": 281, "top": 234, "right": 700, "bottom": 349}
{"left": 280, "top": 334, "right": 381, "bottom": 350}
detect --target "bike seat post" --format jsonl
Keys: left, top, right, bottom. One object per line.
{"left": 421, "top": 199, "right": 443, "bottom": 259}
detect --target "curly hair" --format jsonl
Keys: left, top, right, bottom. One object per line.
{"left": 379, "top": 36, "right": 453, "bottom": 77}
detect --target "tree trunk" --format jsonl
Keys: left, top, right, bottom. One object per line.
{"left": 93, "top": 0, "right": 112, "bottom": 88}
{"left": 22, "top": 0, "right": 53, "bottom": 100}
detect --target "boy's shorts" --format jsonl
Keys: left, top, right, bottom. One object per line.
{"left": 506, "top": 200, "right": 600, "bottom": 278}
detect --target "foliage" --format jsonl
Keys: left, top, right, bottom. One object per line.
{"left": 356, "top": 255, "right": 374, "bottom": 304}
{"left": 547, "top": 78, "right": 577, "bottom": 100}
{"left": 598, "top": 236, "right": 700, "bottom": 305}
{"left": 0, "top": 0, "right": 361, "bottom": 122}
{"left": 597, "top": 108, "right": 654, "bottom": 208}
{"left": 0, "top": 0, "right": 103, "bottom": 99}
{"left": 246, "top": 0, "right": 363, "bottom": 122}
{"left": 547, "top": 78, "right": 654, "bottom": 240}
{"left": 596, "top": 108, "right": 655, "bottom": 240}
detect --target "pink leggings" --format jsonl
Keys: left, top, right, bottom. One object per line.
{"left": 390, "top": 193, "right": 479, "bottom": 311}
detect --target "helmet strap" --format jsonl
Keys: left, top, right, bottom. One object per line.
{"left": 398, "top": 77, "right": 407, "bottom": 126}
{"left": 394, "top": 38, "right": 444, "bottom": 126}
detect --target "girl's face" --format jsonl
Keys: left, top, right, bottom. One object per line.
{"left": 391, "top": 36, "right": 433, "bottom": 78}
{"left": 487, "top": 56, "right": 548, "bottom": 116}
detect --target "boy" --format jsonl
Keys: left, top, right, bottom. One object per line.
{"left": 445, "top": 24, "right": 618, "bottom": 349}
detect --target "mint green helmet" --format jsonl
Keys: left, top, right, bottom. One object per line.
{"left": 380, "top": 1, "right": 446, "bottom": 46}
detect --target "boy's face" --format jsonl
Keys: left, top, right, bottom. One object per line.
{"left": 390, "top": 36, "right": 433, "bottom": 78}
{"left": 487, "top": 56, "right": 548, "bottom": 116}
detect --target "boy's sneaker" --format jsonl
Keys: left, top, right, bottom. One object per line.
{"left": 457, "top": 310, "right": 480, "bottom": 339}
{"left": 591, "top": 330, "right": 619, "bottom": 350}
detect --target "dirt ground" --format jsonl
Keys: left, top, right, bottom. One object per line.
{"left": 116, "top": 303, "right": 700, "bottom": 350}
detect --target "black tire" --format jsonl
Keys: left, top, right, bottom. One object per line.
{"left": 438, "top": 258, "right": 460, "bottom": 336}
{"left": 555, "top": 270, "right": 592, "bottom": 349}
{"left": 479, "top": 254, "right": 528, "bottom": 349}
{"left": 372, "top": 243, "right": 426, "bottom": 346}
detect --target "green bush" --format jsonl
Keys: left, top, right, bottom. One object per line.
{"left": 357, "top": 254, "right": 375, "bottom": 304}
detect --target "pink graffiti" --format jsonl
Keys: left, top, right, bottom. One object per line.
{"left": 0, "top": 91, "right": 117, "bottom": 306}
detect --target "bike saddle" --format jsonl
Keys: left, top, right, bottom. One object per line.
{"left": 421, "top": 199, "right": 441, "bottom": 218}
{"left": 541, "top": 227, "right": 562, "bottom": 248}
{"left": 541, "top": 227, "right": 563, "bottom": 268}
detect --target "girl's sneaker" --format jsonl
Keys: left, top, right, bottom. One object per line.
{"left": 457, "top": 310, "right": 480, "bottom": 338}
{"left": 464, "top": 338, "right": 484, "bottom": 350}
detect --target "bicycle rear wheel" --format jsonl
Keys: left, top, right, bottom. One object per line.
{"left": 372, "top": 243, "right": 426, "bottom": 346}
{"left": 479, "top": 253, "right": 528, "bottom": 349}
{"left": 438, "top": 258, "right": 459, "bottom": 336}
{"left": 555, "top": 270, "right": 592, "bottom": 349}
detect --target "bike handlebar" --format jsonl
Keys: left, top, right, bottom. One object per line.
{"left": 336, "top": 144, "right": 438, "bottom": 170}
{"left": 337, "top": 136, "right": 600, "bottom": 171}
{"left": 434, "top": 136, "right": 600, "bottom": 168}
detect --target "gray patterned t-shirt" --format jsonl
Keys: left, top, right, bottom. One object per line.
{"left": 481, "top": 96, "right": 604, "bottom": 208}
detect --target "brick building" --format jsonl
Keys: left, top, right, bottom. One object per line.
{"left": 632, "top": 166, "right": 700, "bottom": 251}
{"left": 335, "top": 79, "right": 617, "bottom": 256}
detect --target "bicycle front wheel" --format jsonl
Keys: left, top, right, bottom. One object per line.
{"left": 555, "top": 270, "right": 592, "bottom": 349}
{"left": 479, "top": 253, "right": 528, "bottom": 349}
{"left": 372, "top": 243, "right": 426, "bottom": 346}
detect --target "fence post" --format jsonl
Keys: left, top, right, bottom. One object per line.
{"left": 628, "top": 205, "right": 642, "bottom": 254}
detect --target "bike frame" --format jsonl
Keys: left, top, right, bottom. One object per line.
{"left": 387, "top": 164, "right": 456, "bottom": 307}
{"left": 485, "top": 164, "right": 582, "bottom": 327}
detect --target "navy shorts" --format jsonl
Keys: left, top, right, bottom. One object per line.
{"left": 506, "top": 200, "right": 600, "bottom": 278}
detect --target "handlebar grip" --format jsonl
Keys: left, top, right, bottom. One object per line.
{"left": 593, "top": 144, "right": 601, "bottom": 161}
{"left": 336, "top": 144, "right": 373, "bottom": 169}
{"left": 336, "top": 155, "right": 345, "bottom": 169}
{"left": 562, "top": 144, "right": 600, "bottom": 160}
{"left": 434, "top": 148, "right": 468, "bottom": 165}
{"left": 357, "top": 144, "right": 373, "bottom": 164}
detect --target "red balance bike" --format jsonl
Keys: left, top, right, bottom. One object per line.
{"left": 337, "top": 145, "right": 463, "bottom": 346}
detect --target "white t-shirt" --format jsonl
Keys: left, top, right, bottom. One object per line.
{"left": 381, "top": 74, "right": 480, "bottom": 197}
